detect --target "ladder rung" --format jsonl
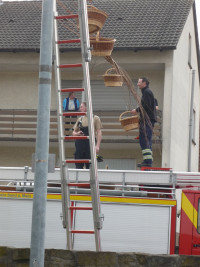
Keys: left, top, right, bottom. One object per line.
{"left": 58, "top": 63, "right": 82, "bottom": 69}
{"left": 56, "top": 39, "right": 81, "bottom": 44}
{"left": 71, "top": 230, "right": 95, "bottom": 234}
{"left": 55, "top": 15, "right": 78, "bottom": 20}
{"left": 66, "top": 159, "right": 91, "bottom": 164}
{"left": 62, "top": 112, "right": 86, "bottom": 116}
{"left": 61, "top": 88, "right": 84, "bottom": 93}
{"left": 70, "top": 206, "right": 92, "bottom": 210}
{"left": 68, "top": 183, "right": 90, "bottom": 187}
{"left": 64, "top": 136, "right": 89, "bottom": 140}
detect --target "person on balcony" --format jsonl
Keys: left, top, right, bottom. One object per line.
{"left": 63, "top": 92, "right": 80, "bottom": 134}
{"left": 72, "top": 102, "right": 103, "bottom": 169}
{"left": 131, "top": 77, "right": 157, "bottom": 167}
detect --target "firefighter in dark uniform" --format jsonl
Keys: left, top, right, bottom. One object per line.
{"left": 131, "top": 77, "right": 157, "bottom": 167}
{"left": 72, "top": 102, "right": 103, "bottom": 169}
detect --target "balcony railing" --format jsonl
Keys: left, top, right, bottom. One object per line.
{"left": 0, "top": 109, "right": 162, "bottom": 143}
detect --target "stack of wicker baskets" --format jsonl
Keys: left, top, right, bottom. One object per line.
{"left": 90, "top": 35, "right": 116, "bottom": 56}
{"left": 119, "top": 111, "right": 139, "bottom": 131}
{"left": 87, "top": 5, "right": 115, "bottom": 57}
{"left": 87, "top": 5, "right": 108, "bottom": 34}
{"left": 103, "top": 68, "right": 123, "bottom": 87}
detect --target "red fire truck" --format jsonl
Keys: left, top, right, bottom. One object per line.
{"left": 0, "top": 166, "right": 200, "bottom": 255}
{"left": 179, "top": 189, "right": 200, "bottom": 255}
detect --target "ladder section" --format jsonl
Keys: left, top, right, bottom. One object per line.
{"left": 53, "top": 0, "right": 102, "bottom": 251}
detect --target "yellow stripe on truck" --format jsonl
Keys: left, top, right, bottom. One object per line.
{"left": 0, "top": 192, "right": 176, "bottom": 206}
{"left": 182, "top": 192, "right": 197, "bottom": 229}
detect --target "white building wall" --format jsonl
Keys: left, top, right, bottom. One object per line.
{"left": 161, "top": 57, "right": 173, "bottom": 169}
{"left": 170, "top": 9, "right": 200, "bottom": 171}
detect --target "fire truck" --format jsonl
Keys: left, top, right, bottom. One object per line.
{"left": 0, "top": 166, "right": 200, "bottom": 255}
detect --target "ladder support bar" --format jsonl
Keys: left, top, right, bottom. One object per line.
{"left": 71, "top": 230, "right": 95, "bottom": 234}
{"left": 57, "top": 39, "right": 80, "bottom": 44}
{"left": 55, "top": 14, "right": 78, "bottom": 20}
{"left": 58, "top": 63, "right": 83, "bottom": 69}
{"left": 60, "top": 88, "right": 84, "bottom": 93}
{"left": 62, "top": 112, "right": 86, "bottom": 116}
{"left": 63, "top": 136, "right": 89, "bottom": 140}
{"left": 66, "top": 159, "right": 91, "bottom": 164}
{"left": 68, "top": 183, "right": 90, "bottom": 187}
{"left": 70, "top": 207, "right": 93, "bottom": 210}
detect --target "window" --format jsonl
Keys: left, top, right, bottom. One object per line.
{"left": 188, "top": 34, "right": 192, "bottom": 69}
{"left": 90, "top": 80, "right": 139, "bottom": 111}
{"left": 61, "top": 80, "right": 139, "bottom": 111}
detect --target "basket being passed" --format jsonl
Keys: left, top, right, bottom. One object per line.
{"left": 103, "top": 68, "right": 123, "bottom": 87}
{"left": 119, "top": 111, "right": 139, "bottom": 131}
{"left": 87, "top": 5, "right": 108, "bottom": 34}
{"left": 90, "top": 33, "right": 116, "bottom": 56}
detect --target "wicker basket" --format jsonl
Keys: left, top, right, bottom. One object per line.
{"left": 90, "top": 34, "right": 116, "bottom": 56}
{"left": 103, "top": 68, "right": 123, "bottom": 87}
{"left": 119, "top": 111, "right": 139, "bottom": 131}
{"left": 87, "top": 5, "right": 108, "bottom": 34}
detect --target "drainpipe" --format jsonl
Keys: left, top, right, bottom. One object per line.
{"left": 188, "top": 70, "right": 195, "bottom": 172}
{"left": 30, "top": 0, "right": 53, "bottom": 266}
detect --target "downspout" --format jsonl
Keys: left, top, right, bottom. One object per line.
{"left": 188, "top": 69, "right": 195, "bottom": 172}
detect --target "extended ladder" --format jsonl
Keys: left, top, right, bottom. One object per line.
{"left": 53, "top": 0, "right": 102, "bottom": 251}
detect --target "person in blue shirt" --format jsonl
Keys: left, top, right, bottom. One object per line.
{"left": 63, "top": 92, "right": 80, "bottom": 112}
{"left": 63, "top": 92, "right": 80, "bottom": 135}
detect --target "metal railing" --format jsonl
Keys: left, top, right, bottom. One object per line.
{"left": 0, "top": 109, "right": 162, "bottom": 142}
{"left": 3, "top": 166, "right": 200, "bottom": 200}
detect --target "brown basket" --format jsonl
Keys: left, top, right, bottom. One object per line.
{"left": 90, "top": 33, "right": 116, "bottom": 56}
{"left": 103, "top": 68, "right": 123, "bottom": 87}
{"left": 119, "top": 111, "right": 139, "bottom": 131}
{"left": 87, "top": 5, "right": 108, "bottom": 34}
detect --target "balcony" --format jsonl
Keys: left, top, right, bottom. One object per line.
{"left": 0, "top": 109, "right": 162, "bottom": 143}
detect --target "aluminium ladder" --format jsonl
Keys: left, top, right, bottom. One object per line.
{"left": 53, "top": 0, "right": 103, "bottom": 251}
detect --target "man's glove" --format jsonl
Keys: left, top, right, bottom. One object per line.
{"left": 96, "top": 155, "right": 103, "bottom": 162}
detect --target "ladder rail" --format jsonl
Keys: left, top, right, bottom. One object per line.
{"left": 78, "top": 0, "right": 102, "bottom": 251}
{"left": 53, "top": 3, "right": 73, "bottom": 250}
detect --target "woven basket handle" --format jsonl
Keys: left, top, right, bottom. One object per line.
{"left": 119, "top": 111, "right": 133, "bottom": 121}
{"left": 87, "top": 5, "right": 97, "bottom": 11}
{"left": 96, "top": 31, "right": 100, "bottom": 41}
{"left": 105, "top": 68, "right": 115, "bottom": 75}
{"left": 87, "top": 4, "right": 97, "bottom": 9}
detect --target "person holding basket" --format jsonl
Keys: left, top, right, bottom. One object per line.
{"left": 131, "top": 77, "right": 157, "bottom": 167}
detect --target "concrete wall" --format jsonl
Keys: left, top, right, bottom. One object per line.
{"left": 1, "top": 247, "right": 200, "bottom": 267}
{"left": 0, "top": 141, "right": 162, "bottom": 169}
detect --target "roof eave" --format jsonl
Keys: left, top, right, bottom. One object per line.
{"left": 0, "top": 46, "right": 177, "bottom": 53}
{"left": 0, "top": 48, "right": 40, "bottom": 53}
{"left": 113, "top": 46, "right": 177, "bottom": 52}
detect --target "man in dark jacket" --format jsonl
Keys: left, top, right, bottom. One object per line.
{"left": 131, "top": 77, "right": 157, "bottom": 167}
